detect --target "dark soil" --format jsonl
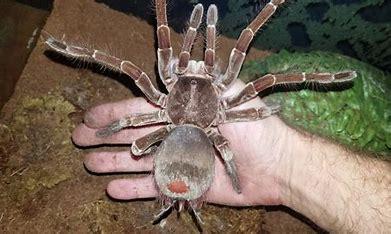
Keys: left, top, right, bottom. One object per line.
{"left": 0, "top": 0, "right": 317, "bottom": 232}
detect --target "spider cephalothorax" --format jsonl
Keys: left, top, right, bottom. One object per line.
{"left": 42, "top": 0, "right": 356, "bottom": 225}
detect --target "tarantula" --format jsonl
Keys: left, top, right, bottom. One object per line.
{"left": 42, "top": 0, "right": 356, "bottom": 225}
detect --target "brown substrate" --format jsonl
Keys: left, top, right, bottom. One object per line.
{"left": 0, "top": 0, "right": 316, "bottom": 232}
{"left": 0, "top": 0, "right": 50, "bottom": 109}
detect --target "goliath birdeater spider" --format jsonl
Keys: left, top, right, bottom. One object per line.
{"left": 42, "top": 0, "right": 356, "bottom": 224}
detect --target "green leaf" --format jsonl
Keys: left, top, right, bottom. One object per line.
{"left": 240, "top": 50, "right": 391, "bottom": 157}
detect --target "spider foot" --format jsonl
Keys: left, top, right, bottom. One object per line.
{"left": 41, "top": 30, "right": 68, "bottom": 52}
{"left": 225, "top": 159, "right": 241, "bottom": 194}
{"left": 325, "top": 70, "right": 357, "bottom": 83}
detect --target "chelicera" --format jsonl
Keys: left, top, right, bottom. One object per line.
{"left": 42, "top": 0, "right": 356, "bottom": 225}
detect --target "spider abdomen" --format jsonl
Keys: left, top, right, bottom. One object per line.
{"left": 166, "top": 76, "right": 219, "bottom": 128}
{"left": 154, "top": 125, "right": 215, "bottom": 201}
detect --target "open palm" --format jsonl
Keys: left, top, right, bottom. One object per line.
{"left": 72, "top": 81, "right": 290, "bottom": 207}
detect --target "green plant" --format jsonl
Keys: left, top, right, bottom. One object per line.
{"left": 240, "top": 50, "right": 391, "bottom": 156}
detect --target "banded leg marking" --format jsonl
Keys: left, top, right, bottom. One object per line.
{"left": 42, "top": 31, "right": 121, "bottom": 71}
{"left": 218, "top": 105, "right": 280, "bottom": 124}
{"left": 208, "top": 131, "right": 241, "bottom": 194}
{"left": 223, "top": 71, "right": 357, "bottom": 109}
{"left": 42, "top": 32, "right": 167, "bottom": 107}
{"left": 218, "top": 0, "right": 285, "bottom": 88}
{"left": 204, "top": 4, "right": 218, "bottom": 74}
{"left": 156, "top": 0, "right": 174, "bottom": 85}
{"left": 96, "top": 110, "right": 168, "bottom": 138}
{"left": 131, "top": 126, "right": 171, "bottom": 156}
{"left": 177, "top": 4, "right": 204, "bottom": 73}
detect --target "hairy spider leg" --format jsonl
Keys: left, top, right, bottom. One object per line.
{"left": 156, "top": 0, "right": 174, "bottom": 86}
{"left": 177, "top": 4, "right": 204, "bottom": 74}
{"left": 223, "top": 71, "right": 357, "bottom": 110}
{"left": 217, "top": 0, "right": 285, "bottom": 89}
{"left": 131, "top": 125, "right": 171, "bottom": 156}
{"left": 204, "top": 4, "right": 218, "bottom": 75}
{"left": 208, "top": 131, "right": 241, "bottom": 193}
{"left": 154, "top": 200, "right": 202, "bottom": 226}
{"left": 41, "top": 31, "right": 167, "bottom": 107}
{"left": 153, "top": 202, "right": 175, "bottom": 224}
{"left": 217, "top": 105, "right": 280, "bottom": 124}
{"left": 96, "top": 110, "right": 169, "bottom": 138}
{"left": 188, "top": 203, "right": 204, "bottom": 226}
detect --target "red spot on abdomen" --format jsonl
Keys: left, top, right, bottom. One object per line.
{"left": 167, "top": 180, "right": 188, "bottom": 193}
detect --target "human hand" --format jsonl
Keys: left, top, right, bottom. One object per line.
{"left": 72, "top": 81, "right": 294, "bottom": 206}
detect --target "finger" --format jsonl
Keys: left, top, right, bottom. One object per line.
{"left": 84, "top": 151, "right": 153, "bottom": 173}
{"left": 84, "top": 98, "right": 160, "bottom": 129}
{"left": 107, "top": 176, "right": 158, "bottom": 200}
{"left": 72, "top": 123, "right": 161, "bottom": 146}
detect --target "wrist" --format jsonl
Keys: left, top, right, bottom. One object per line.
{"left": 273, "top": 124, "right": 391, "bottom": 232}
{"left": 276, "top": 129, "right": 339, "bottom": 229}
{"left": 275, "top": 126, "right": 342, "bottom": 230}
{"left": 257, "top": 117, "right": 306, "bottom": 206}
{"left": 274, "top": 125, "right": 310, "bottom": 207}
